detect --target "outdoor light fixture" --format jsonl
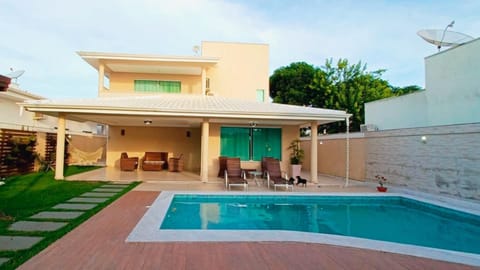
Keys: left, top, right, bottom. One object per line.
{"left": 249, "top": 121, "right": 258, "bottom": 127}
{"left": 144, "top": 120, "right": 152, "bottom": 125}
{"left": 421, "top": 135, "right": 427, "bottom": 143}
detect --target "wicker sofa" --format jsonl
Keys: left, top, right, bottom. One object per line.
{"left": 141, "top": 152, "right": 168, "bottom": 171}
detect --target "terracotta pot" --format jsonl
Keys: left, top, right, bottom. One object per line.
{"left": 377, "top": 186, "right": 388, "bottom": 192}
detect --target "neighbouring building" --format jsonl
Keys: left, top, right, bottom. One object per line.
{"left": 0, "top": 78, "right": 107, "bottom": 176}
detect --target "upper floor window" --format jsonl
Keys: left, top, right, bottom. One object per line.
{"left": 134, "top": 80, "right": 181, "bottom": 93}
{"left": 256, "top": 89, "right": 265, "bottom": 102}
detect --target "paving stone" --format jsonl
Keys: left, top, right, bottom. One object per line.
{"left": 53, "top": 203, "right": 97, "bottom": 210}
{"left": 30, "top": 211, "right": 84, "bottom": 220}
{"left": 92, "top": 188, "right": 123, "bottom": 192}
{"left": 0, "top": 257, "right": 9, "bottom": 265}
{"left": 102, "top": 184, "right": 128, "bottom": 188}
{"left": 81, "top": 192, "right": 116, "bottom": 197}
{"left": 0, "top": 236, "right": 43, "bottom": 251}
{"left": 9, "top": 221, "right": 67, "bottom": 232}
{"left": 68, "top": 197, "right": 108, "bottom": 203}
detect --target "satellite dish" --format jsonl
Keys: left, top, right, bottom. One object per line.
{"left": 418, "top": 29, "right": 474, "bottom": 47}
{"left": 192, "top": 45, "right": 200, "bottom": 56}
{"left": 6, "top": 69, "right": 25, "bottom": 83}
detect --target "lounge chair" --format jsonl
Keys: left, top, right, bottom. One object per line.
{"left": 224, "top": 158, "right": 248, "bottom": 191}
{"left": 168, "top": 154, "right": 184, "bottom": 172}
{"left": 266, "top": 160, "right": 293, "bottom": 191}
{"left": 120, "top": 152, "right": 138, "bottom": 171}
{"left": 218, "top": 156, "right": 227, "bottom": 177}
{"left": 261, "top": 157, "right": 278, "bottom": 178}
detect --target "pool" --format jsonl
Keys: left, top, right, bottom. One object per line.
{"left": 161, "top": 195, "right": 480, "bottom": 254}
{"left": 127, "top": 192, "right": 480, "bottom": 266}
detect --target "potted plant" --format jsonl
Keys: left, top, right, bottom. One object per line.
{"left": 375, "top": 175, "right": 387, "bottom": 192}
{"left": 288, "top": 139, "right": 304, "bottom": 178}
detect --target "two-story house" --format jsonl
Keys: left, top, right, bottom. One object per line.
{"left": 21, "top": 41, "right": 350, "bottom": 182}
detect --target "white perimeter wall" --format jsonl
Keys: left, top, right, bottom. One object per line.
{"left": 365, "top": 123, "right": 480, "bottom": 201}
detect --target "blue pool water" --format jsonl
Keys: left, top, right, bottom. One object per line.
{"left": 160, "top": 195, "right": 480, "bottom": 254}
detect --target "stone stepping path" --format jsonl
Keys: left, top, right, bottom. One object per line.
{"left": 81, "top": 192, "right": 117, "bottom": 197}
{"left": 93, "top": 188, "right": 124, "bottom": 192}
{"left": 30, "top": 211, "right": 84, "bottom": 220}
{"left": 9, "top": 221, "right": 67, "bottom": 232}
{"left": 1, "top": 182, "right": 130, "bottom": 266}
{"left": 68, "top": 197, "right": 109, "bottom": 203}
{"left": 53, "top": 203, "right": 97, "bottom": 210}
{"left": 0, "top": 257, "right": 9, "bottom": 266}
{"left": 0, "top": 236, "right": 44, "bottom": 251}
{"left": 102, "top": 184, "right": 129, "bottom": 188}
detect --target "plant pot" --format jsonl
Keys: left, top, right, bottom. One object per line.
{"left": 377, "top": 186, "right": 387, "bottom": 192}
{"left": 290, "top": 164, "right": 302, "bottom": 178}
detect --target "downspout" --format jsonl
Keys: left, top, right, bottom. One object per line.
{"left": 345, "top": 117, "right": 350, "bottom": 187}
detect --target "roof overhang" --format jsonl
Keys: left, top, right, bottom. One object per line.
{"left": 1, "top": 86, "right": 44, "bottom": 102}
{"left": 77, "top": 51, "right": 219, "bottom": 76}
{"left": 20, "top": 94, "right": 351, "bottom": 127}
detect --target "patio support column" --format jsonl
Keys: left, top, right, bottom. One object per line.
{"left": 200, "top": 118, "right": 209, "bottom": 182}
{"left": 310, "top": 121, "right": 318, "bottom": 184}
{"left": 345, "top": 117, "right": 350, "bottom": 187}
{"left": 201, "top": 68, "right": 206, "bottom": 95}
{"left": 98, "top": 63, "right": 104, "bottom": 93}
{"left": 54, "top": 113, "right": 66, "bottom": 180}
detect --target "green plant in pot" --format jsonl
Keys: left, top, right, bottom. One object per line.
{"left": 288, "top": 139, "right": 304, "bottom": 178}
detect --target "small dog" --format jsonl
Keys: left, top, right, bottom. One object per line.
{"left": 296, "top": 176, "right": 307, "bottom": 187}
{"left": 288, "top": 177, "right": 295, "bottom": 185}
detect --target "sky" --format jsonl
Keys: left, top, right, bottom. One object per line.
{"left": 1, "top": 0, "right": 479, "bottom": 99}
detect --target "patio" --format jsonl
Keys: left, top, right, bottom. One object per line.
{"left": 66, "top": 167, "right": 375, "bottom": 193}
{"left": 17, "top": 189, "right": 476, "bottom": 270}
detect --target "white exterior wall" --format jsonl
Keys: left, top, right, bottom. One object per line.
{"left": 425, "top": 39, "right": 480, "bottom": 126}
{"left": 365, "top": 91, "right": 427, "bottom": 130}
{"left": 365, "top": 38, "right": 480, "bottom": 130}
{"left": 0, "top": 87, "right": 98, "bottom": 134}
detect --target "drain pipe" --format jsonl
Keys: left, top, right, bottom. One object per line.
{"left": 345, "top": 117, "right": 350, "bottom": 187}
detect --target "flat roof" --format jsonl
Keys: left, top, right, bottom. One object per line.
{"left": 78, "top": 51, "right": 219, "bottom": 76}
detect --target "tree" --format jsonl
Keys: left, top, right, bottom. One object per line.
{"left": 269, "top": 62, "right": 316, "bottom": 105}
{"left": 4, "top": 135, "right": 37, "bottom": 173}
{"left": 311, "top": 59, "right": 393, "bottom": 132}
{"left": 391, "top": 85, "right": 423, "bottom": 96}
{"left": 270, "top": 59, "right": 420, "bottom": 133}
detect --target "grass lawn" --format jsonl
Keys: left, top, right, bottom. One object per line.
{"left": 0, "top": 166, "right": 138, "bottom": 270}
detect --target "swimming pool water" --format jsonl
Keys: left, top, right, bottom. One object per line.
{"left": 160, "top": 195, "right": 480, "bottom": 254}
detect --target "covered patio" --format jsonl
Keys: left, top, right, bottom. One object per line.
{"left": 21, "top": 94, "right": 352, "bottom": 185}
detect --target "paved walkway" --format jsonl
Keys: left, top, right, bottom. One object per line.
{"left": 0, "top": 183, "right": 130, "bottom": 267}
{"left": 17, "top": 191, "right": 478, "bottom": 270}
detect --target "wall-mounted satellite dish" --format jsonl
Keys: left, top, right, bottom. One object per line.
{"left": 417, "top": 21, "right": 474, "bottom": 51}
{"left": 6, "top": 69, "right": 25, "bottom": 84}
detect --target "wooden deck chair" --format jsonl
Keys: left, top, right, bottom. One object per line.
{"left": 224, "top": 158, "right": 248, "bottom": 191}
{"left": 266, "top": 160, "right": 293, "bottom": 191}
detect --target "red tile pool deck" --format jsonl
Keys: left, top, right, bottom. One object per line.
{"left": 18, "top": 191, "right": 478, "bottom": 270}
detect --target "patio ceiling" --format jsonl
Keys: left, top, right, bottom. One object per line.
{"left": 20, "top": 94, "right": 351, "bottom": 127}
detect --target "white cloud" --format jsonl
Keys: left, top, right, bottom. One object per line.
{"left": 0, "top": 0, "right": 478, "bottom": 98}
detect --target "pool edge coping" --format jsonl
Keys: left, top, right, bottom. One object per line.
{"left": 126, "top": 191, "right": 480, "bottom": 267}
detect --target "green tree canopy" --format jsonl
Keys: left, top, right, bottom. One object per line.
{"left": 270, "top": 59, "right": 421, "bottom": 132}
{"left": 270, "top": 62, "right": 316, "bottom": 106}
